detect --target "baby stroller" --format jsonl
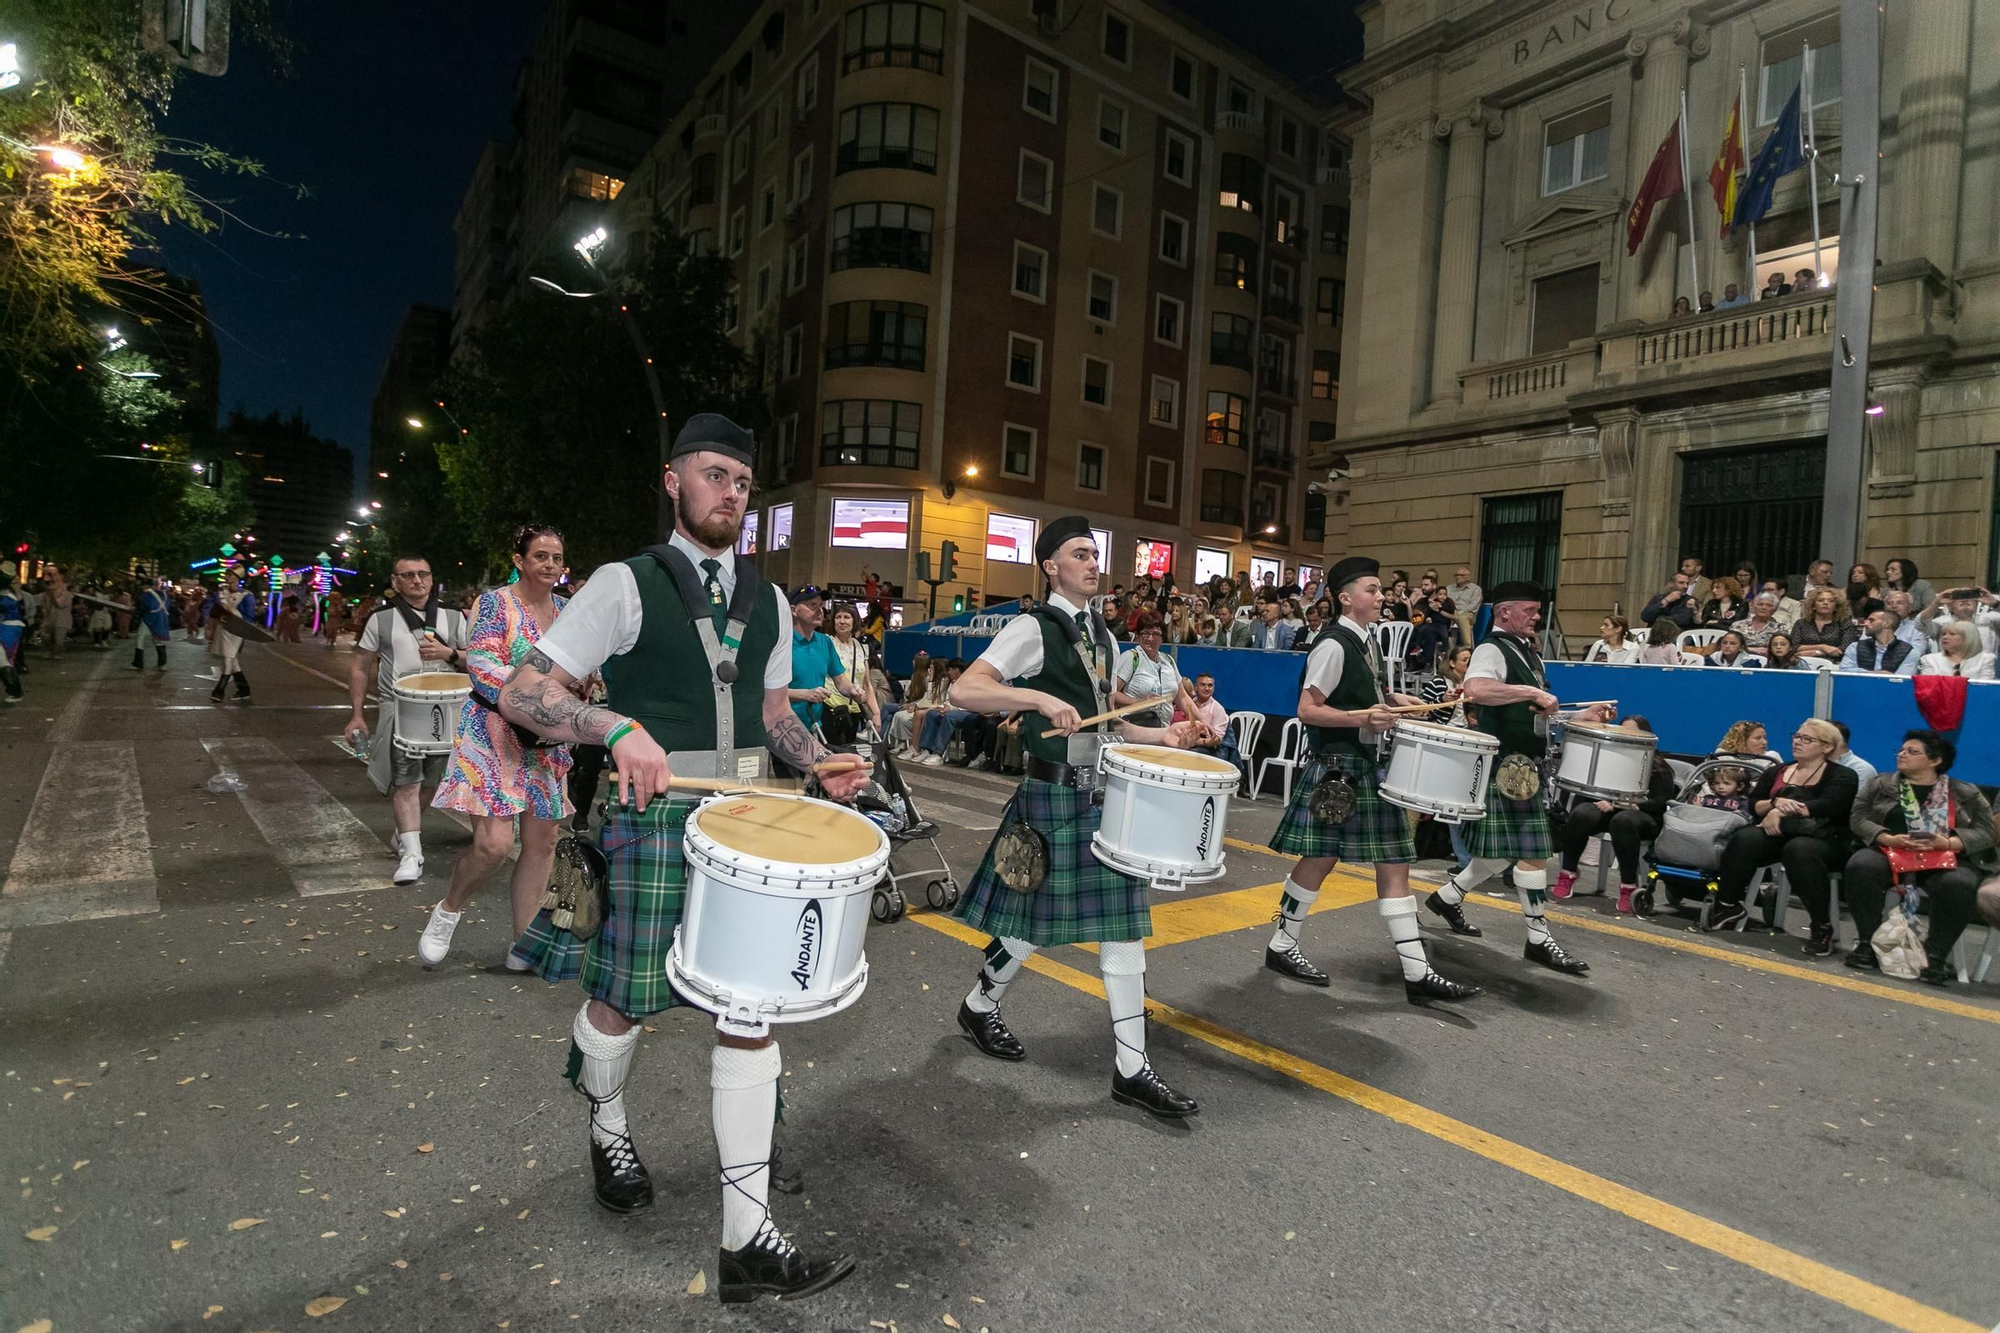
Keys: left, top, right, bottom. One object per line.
{"left": 1638, "top": 755, "right": 1777, "bottom": 926}
{"left": 831, "top": 728, "right": 960, "bottom": 922}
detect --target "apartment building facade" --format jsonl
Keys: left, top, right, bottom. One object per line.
{"left": 604, "top": 0, "right": 1348, "bottom": 613}
{"left": 1325, "top": 0, "right": 2000, "bottom": 637}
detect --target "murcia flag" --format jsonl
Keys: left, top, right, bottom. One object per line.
{"left": 1708, "top": 93, "right": 1745, "bottom": 236}
{"left": 1625, "top": 118, "right": 1685, "bottom": 256}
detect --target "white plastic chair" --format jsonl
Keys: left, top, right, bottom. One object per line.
{"left": 1954, "top": 923, "right": 1998, "bottom": 984}
{"left": 1226, "top": 710, "right": 1264, "bottom": 795}
{"left": 1677, "top": 628, "right": 1726, "bottom": 653}
{"left": 1800, "top": 656, "right": 1835, "bottom": 671}
{"left": 1371, "top": 620, "right": 1414, "bottom": 692}
{"left": 1255, "top": 717, "right": 1306, "bottom": 803}
{"left": 1677, "top": 651, "right": 1707, "bottom": 666}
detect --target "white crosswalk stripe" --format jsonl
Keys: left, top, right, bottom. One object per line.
{"left": 202, "top": 737, "right": 393, "bottom": 897}
{"left": 0, "top": 741, "right": 160, "bottom": 928}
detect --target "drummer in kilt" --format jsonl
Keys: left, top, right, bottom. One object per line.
{"left": 1263, "top": 557, "right": 1481, "bottom": 1004}
{"left": 1423, "top": 580, "right": 1608, "bottom": 977}
{"left": 951, "top": 517, "right": 1216, "bottom": 1120}
{"left": 497, "top": 415, "right": 869, "bottom": 1305}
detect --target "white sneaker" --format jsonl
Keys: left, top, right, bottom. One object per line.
{"left": 920, "top": 753, "right": 944, "bottom": 766}
{"left": 417, "top": 900, "right": 462, "bottom": 965}
{"left": 392, "top": 836, "right": 424, "bottom": 885}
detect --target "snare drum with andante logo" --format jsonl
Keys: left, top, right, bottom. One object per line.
{"left": 1090, "top": 743, "right": 1239, "bottom": 891}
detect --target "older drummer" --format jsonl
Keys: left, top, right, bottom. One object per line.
{"left": 498, "top": 414, "right": 867, "bottom": 1305}
{"left": 1263, "top": 556, "right": 1480, "bottom": 1004}
{"left": 345, "top": 554, "right": 471, "bottom": 885}
{"left": 951, "top": 516, "right": 1213, "bottom": 1121}
{"left": 1426, "top": 580, "right": 1608, "bottom": 977}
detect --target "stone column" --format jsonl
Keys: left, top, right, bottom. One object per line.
{"left": 1886, "top": 0, "right": 1971, "bottom": 270}
{"left": 1429, "top": 107, "right": 1499, "bottom": 405}
{"left": 1864, "top": 369, "right": 1924, "bottom": 498}
{"left": 1624, "top": 22, "right": 1705, "bottom": 321}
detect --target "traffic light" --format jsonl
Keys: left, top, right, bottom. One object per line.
{"left": 915, "top": 551, "right": 933, "bottom": 583}
{"left": 939, "top": 539, "right": 959, "bottom": 582}
{"left": 952, "top": 593, "right": 966, "bottom": 613}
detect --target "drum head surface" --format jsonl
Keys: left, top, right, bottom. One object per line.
{"left": 1565, "top": 721, "right": 1654, "bottom": 747}
{"left": 1394, "top": 719, "right": 1468, "bottom": 742}
{"left": 399, "top": 671, "right": 471, "bottom": 692}
{"left": 1109, "top": 744, "right": 1236, "bottom": 775}
{"left": 693, "top": 794, "right": 882, "bottom": 864}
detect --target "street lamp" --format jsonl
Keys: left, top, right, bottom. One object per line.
{"left": 405, "top": 416, "right": 423, "bottom": 429}
{"left": 36, "top": 143, "right": 84, "bottom": 171}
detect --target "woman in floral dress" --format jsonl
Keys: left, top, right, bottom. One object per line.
{"left": 420, "top": 526, "right": 573, "bottom": 968}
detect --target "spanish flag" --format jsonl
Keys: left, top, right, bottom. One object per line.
{"left": 1708, "top": 93, "right": 1745, "bottom": 236}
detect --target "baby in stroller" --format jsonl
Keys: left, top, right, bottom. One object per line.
{"left": 1640, "top": 757, "right": 1773, "bottom": 920}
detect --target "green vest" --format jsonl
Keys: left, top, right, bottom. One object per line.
{"left": 1305, "top": 622, "right": 1385, "bottom": 756}
{"left": 1014, "top": 607, "right": 1111, "bottom": 765}
{"left": 1473, "top": 632, "right": 1546, "bottom": 758}
{"left": 599, "top": 555, "right": 780, "bottom": 752}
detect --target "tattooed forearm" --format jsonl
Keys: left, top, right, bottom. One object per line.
{"left": 764, "top": 709, "right": 824, "bottom": 773}
{"left": 500, "top": 663, "right": 619, "bottom": 745}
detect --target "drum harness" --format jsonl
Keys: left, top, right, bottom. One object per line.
{"left": 1487, "top": 633, "right": 1552, "bottom": 804}
{"left": 1307, "top": 622, "right": 1391, "bottom": 825}
{"left": 995, "top": 604, "right": 1118, "bottom": 893}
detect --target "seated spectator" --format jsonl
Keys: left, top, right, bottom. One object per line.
{"left": 1639, "top": 619, "right": 1684, "bottom": 665}
{"left": 1882, "top": 558, "right": 1933, "bottom": 616}
{"left": 1758, "top": 578, "right": 1803, "bottom": 625}
{"left": 1181, "top": 671, "right": 1238, "bottom": 770}
{"left": 1917, "top": 621, "right": 1994, "bottom": 679}
{"left": 912, "top": 661, "right": 978, "bottom": 766}
{"left": 1699, "top": 576, "right": 1749, "bottom": 630}
{"left": 1696, "top": 765, "right": 1754, "bottom": 819}
{"left": 1584, "top": 614, "right": 1642, "bottom": 664}
{"left": 1715, "top": 719, "right": 1780, "bottom": 763}
{"left": 1193, "top": 616, "right": 1222, "bottom": 647}
{"left": 1716, "top": 281, "right": 1750, "bottom": 309}
{"left": 1881, "top": 590, "right": 1926, "bottom": 650}
{"left": 1838, "top": 609, "right": 1917, "bottom": 676}
{"left": 1922, "top": 586, "right": 1998, "bottom": 654}
{"left": 891, "top": 656, "right": 947, "bottom": 759}
{"left": 1842, "top": 729, "right": 1998, "bottom": 980}
{"left": 1671, "top": 295, "right": 1693, "bottom": 317}
{"left": 1830, "top": 720, "right": 1877, "bottom": 784}
{"left": 1280, "top": 597, "right": 1307, "bottom": 636}
{"left": 1761, "top": 632, "right": 1808, "bottom": 670}
{"left": 1705, "top": 718, "right": 1858, "bottom": 941}
{"left": 1707, "top": 629, "right": 1759, "bottom": 668}
{"left": 1697, "top": 290, "right": 1715, "bottom": 313}
{"left": 1114, "top": 612, "right": 1195, "bottom": 727}
{"left": 1732, "top": 594, "right": 1788, "bottom": 651}
{"left": 1230, "top": 591, "right": 1296, "bottom": 650}
{"left": 1552, "top": 715, "right": 1677, "bottom": 912}
{"left": 1640, "top": 571, "right": 1698, "bottom": 630}
{"left": 1791, "top": 587, "right": 1856, "bottom": 661}
{"left": 1406, "top": 597, "right": 1453, "bottom": 673}
{"left": 969, "top": 711, "right": 1025, "bottom": 774}
{"left": 1760, "top": 271, "right": 1791, "bottom": 299}
{"left": 1299, "top": 600, "right": 1326, "bottom": 645}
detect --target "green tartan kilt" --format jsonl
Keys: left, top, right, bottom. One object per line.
{"left": 1268, "top": 750, "right": 1416, "bottom": 864}
{"left": 954, "top": 778, "right": 1153, "bottom": 947}
{"left": 510, "top": 797, "right": 697, "bottom": 1018}
{"left": 1462, "top": 770, "right": 1555, "bottom": 862}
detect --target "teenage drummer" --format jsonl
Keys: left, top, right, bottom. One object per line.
{"left": 949, "top": 517, "right": 1215, "bottom": 1121}
{"left": 345, "top": 553, "right": 471, "bottom": 886}
{"left": 1263, "top": 556, "right": 1481, "bottom": 1004}
{"left": 497, "top": 414, "right": 868, "bottom": 1305}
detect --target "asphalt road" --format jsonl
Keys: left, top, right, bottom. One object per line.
{"left": 2, "top": 636, "right": 1996, "bottom": 1333}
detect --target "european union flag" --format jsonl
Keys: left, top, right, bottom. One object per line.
{"left": 1731, "top": 85, "right": 1805, "bottom": 233}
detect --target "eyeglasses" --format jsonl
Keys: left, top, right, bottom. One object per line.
{"left": 396, "top": 571, "right": 434, "bottom": 580}
{"left": 1791, "top": 732, "right": 1821, "bottom": 743}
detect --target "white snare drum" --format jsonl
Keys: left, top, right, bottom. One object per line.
{"left": 1555, "top": 721, "right": 1657, "bottom": 802}
{"left": 669, "top": 791, "right": 889, "bottom": 1035}
{"left": 391, "top": 671, "right": 471, "bottom": 755}
{"left": 1380, "top": 721, "right": 1499, "bottom": 822}
{"left": 1091, "top": 744, "right": 1238, "bottom": 891}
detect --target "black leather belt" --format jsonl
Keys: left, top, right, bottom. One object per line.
{"left": 1025, "top": 754, "right": 1097, "bottom": 792}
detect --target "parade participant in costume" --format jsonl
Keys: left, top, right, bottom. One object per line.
{"left": 951, "top": 518, "right": 1215, "bottom": 1120}
{"left": 1262, "top": 557, "right": 1481, "bottom": 1003}
{"left": 1424, "top": 581, "right": 1607, "bottom": 975}
{"left": 208, "top": 573, "right": 259, "bottom": 702}
{"left": 499, "top": 415, "right": 869, "bottom": 1304}
{"left": 0, "top": 568, "right": 27, "bottom": 702}
{"left": 344, "top": 554, "right": 472, "bottom": 885}
{"left": 129, "top": 580, "right": 174, "bottom": 672}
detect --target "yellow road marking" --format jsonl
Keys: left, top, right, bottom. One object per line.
{"left": 1072, "top": 877, "right": 1376, "bottom": 954}
{"left": 913, "top": 910, "right": 1986, "bottom": 1333}
{"left": 1225, "top": 835, "right": 1287, "bottom": 858}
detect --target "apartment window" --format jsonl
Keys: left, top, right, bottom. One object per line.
{"left": 786, "top": 237, "right": 809, "bottom": 292}
{"left": 1007, "top": 333, "right": 1042, "bottom": 390}
{"left": 1759, "top": 16, "right": 1842, "bottom": 125}
{"left": 1159, "top": 212, "right": 1187, "bottom": 264}
{"left": 1209, "top": 313, "right": 1252, "bottom": 369}
{"left": 1225, "top": 77, "right": 1255, "bottom": 116}
{"left": 731, "top": 127, "right": 751, "bottom": 180}
{"left": 1303, "top": 491, "right": 1326, "bottom": 543}
{"left": 1270, "top": 183, "right": 1302, "bottom": 246}
{"left": 1308, "top": 420, "right": 1337, "bottom": 447}
{"left": 1200, "top": 469, "right": 1245, "bottom": 525}
{"left": 1260, "top": 333, "right": 1292, "bottom": 384}
{"left": 1011, "top": 241, "right": 1048, "bottom": 300}
{"left": 1318, "top": 203, "right": 1349, "bottom": 255}
{"left": 1170, "top": 49, "right": 1195, "bottom": 103}
{"left": 1254, "top": 406, "right": 1288, "bottom": 462}
{"left": 1086, "top": 270, "right": 1117, "bottom": 324}
{"left": 1018, "top": 150, "right": 1054, "bottom": 211}
{"left": 825, "top": 300, "right": 928, "bottom": 369}
{"left": 689, "top": 153, "right": 718, "bottom": 207}
{"left": 1091, "top": 184, "right": 1122, "bottom": 238}
{"left": 830, "top": 201, "right": 934, "bottom": 272}
{"left": 1310, "top": 349, "right": 1338, "bottom": 399}
{"left": 1268, "top": 260, "right": 1297, "bottom": 305}
{"left": 1154, "top": 294, "right": 1184, "bottom": 347}
{"left": 1023, "top": 57, "right": 1059, "bottom": 121}
{"left": 1002, "top": 423, "right": 1036, "bottom": 479}
{"left": 1163, "top": 128, "right": 1194, "bottom": 186}
{"left": 723, "top": 284, "right": 739, "bottom": 333}
{"left": 1078, "top": 442, "right": 1106, "bottom": 492}
{"left": 567, "top": 168, "right": 624, "bottom": 201}
{"left": 1102, "top": 9, "right": 1131, "bottom": 64}
{"left": 1218, "top": 152, "right": 1261, "bottom": 212}
{"left": 1097, "top": 97, "right": 1127, "bottom": 151}
{"left": 836, "top": 103, "right": 940, "bottom": 173}
{"left": 1205, "top": 390, "right": 1245, "bottom": 446}
{"left": 688, "top": 227, "right": 715, "bottom": 257}
{"left": 782, "top": 325, "right": 803, "bottom": 379}
{"left": 762, "top": 99, "right": 783, "bottom": 148}
{"left": 795, "top": 60, "right": 818, "bottom": 114}
{"left": 1215, "top": 233, "right": 1255, "bottom": 289}
{"left": 727, "top": 207, "right": 747, "bottom": 255}
{"left": 1149, "top": 375, "right": 1180, "bottom": 427}
{"left": 1143, "top": 458, "right": 1175, "bottom": 507}
{"left": 1542, "top": 101, "right": 1610, "bottom": 195}
{"left": 1082, "top": 355, "right": 1112, "bottom": 407}
{"left": 820, "top": 398, "right": 922, "bottom": 468}
{"left": 1315, "top": 277, "right": 1344, "bottom": 326}
{"left": 760, "top": 184, "right": 777, "bottom": 230}
{"left": 1530, "top": 263, "right": 1600, "bottom": 355}
{"left": 754, "top": 264, "right": 771, "bottom": 311}
{"left": 1277, "top": 115, "right": 1299, "bottom": 158}
{"left": 1251, "top": 482, "right": 1284, "bottom": 533}
{"left": 791, "top": 146, "right": 814, "bottom": 199}
{"left": 841, "top": 3, "right": 946, "bottom": 74}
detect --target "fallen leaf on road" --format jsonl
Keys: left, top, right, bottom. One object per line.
{"left": 516, "top": 1209, "right": 530, "bottom": 1220}
{"left": 178, "top": 1077, "right": 196, "bottom": 1086}
{"left": 382, "top": 1208, "right": 406, "bottom": 1218}
{"left": 943, "top": 1316, "right": 961, "bottom": 1329}
{"left": 391, "top": 1259, "right": 408, "bottom": 1269}
{"left": 320, "top": 1230, "right": 339, "bottom": 1239}
{"left": 228, "top": 1218, "right": 266, "bottom": 1231}
{"left": 379, "top": 924, "right": 396, "bottom": 931}
{"left": 202, "top": 1306, "right": 223, "bottom": 1319}
{"left": 686, "top": 1271, "right": 706, "bottom": 1295}
{"left": 24, "top": 1226, "right": 57, "bottom": 1242}
{"left": 416, "top": 1143, "right": 434, "bottom": 1154}
{"left": 1284, "top": 1230, "right": 1296, "bottom": 1241}
{"left": 305, "top": 1295, "right": 347, "bottom": 1317}
{"left": 71, "top": 1161, "right": 88, "bottom": 1171}
{"left": 170, "top": 1238, "right": 189, "bottom": 1251}
{"left": 19, "top": 1321, "right": 52, "bottom": 1333}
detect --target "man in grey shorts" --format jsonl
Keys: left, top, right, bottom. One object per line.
{"left": 345, "top": 555, "right": 471, "bottom": 884}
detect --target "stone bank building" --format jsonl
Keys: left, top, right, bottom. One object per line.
{"left": 1324, "top": 0, "right": 1998, "bottom": 637}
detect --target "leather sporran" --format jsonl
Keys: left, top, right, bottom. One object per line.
{"left": 993, "top": 820, "right": 1050, "bottom": 893}
{"left": 1495, "top": 753, "right": 1541, "bottom": 802}
{"left": 541, "top": 831, "right": 609, "bottom": 939}
{"left": 1309, "top": 769, "right": 1357, "bottom": 824}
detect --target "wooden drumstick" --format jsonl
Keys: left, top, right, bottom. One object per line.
{"left": 1377, "top": 699, "right": 1460, "bottom": 716}
{"left": 665, "top": 776, "right": 802, "bottom": 795}
{"left": 1072, "top": 695, "right": 1173, "bottom": 729}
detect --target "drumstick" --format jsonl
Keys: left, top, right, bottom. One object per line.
{"left": 665, "top": 775, "right": 803, "bottom": 795}
{"left": 1557, "top": 700, "right": 1617, "bottom": 711}
{"left": 1073, "top": 695, "right": 1173, "bottom": 729}
{"left": 1377, "top": 699, "right": 1459, "bottom": 716}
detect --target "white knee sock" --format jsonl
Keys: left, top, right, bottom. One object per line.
{"left": 1099, "top": 940, "right": 1148, "bottom": 1078}
{"left": 1515, "top": 866, "right": 1553, "bottom": 946}
{"left": 964, "top": 934, "right": 1035, "bottom": 1014}
{"left": 1268, "top": 875, "right": 1319, "bottom": 951}
{"left": 1378, "top": 896, "right": 1430, "bottom": 983}
{"left": 1438, "top": 856, "right": 1511, "bottom": 905}
{"left": 711, "top": 1041, "right": 782, "bottom": 1251}
{"left": 568, "top": 1005, "right": 638, "bottom": 1147}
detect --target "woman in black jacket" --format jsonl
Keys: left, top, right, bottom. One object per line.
{"left": 1551, "top": 716, "right": 1679, "bottom": 913}
{"left": 1706, "top": 718, "right": 1860, "bottom": 935}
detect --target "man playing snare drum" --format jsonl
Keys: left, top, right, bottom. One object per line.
{"left": 1263, "top": 556, "right": 1482, "bottom": 1004}
{"left": 950, "top": 517, "right": 1215, "bottom": 1120}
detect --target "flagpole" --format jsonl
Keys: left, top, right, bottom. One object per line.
{"left": 1739, "top": 64, "right": 1756, "bottom": 296}
{"left": 1803, "top": 42, "right": 1823, "bottom": 284}
{"left": 1678, "top": 87, "right": 1699, "bottom": 300}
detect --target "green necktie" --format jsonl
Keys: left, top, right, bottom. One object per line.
{"left": 700, "top": 558, "right": 727, "bottom": 636}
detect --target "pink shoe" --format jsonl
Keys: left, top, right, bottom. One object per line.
{"left": 1615, "top": 884, "right": 1636, "bottom": 914}
{"left": 1550, "top": 870, "right": 1577, "bottom": 900}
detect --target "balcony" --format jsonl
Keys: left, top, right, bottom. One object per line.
{"left": 835, "top": 143, "right": 938, "bottom": 174}
{"left": 692, "top": 113, "right": 727, "bottom": 140}
{"left": 1253, "top": 438, "right": 1295, "bottom": 470}
{"left": 1458, "top": 342, "right": 1598, "bottom": 410}
{"left": 1258, "top": 365, "right": 1295, "bottom": 398}
{"left": 1263, "top": 293, "right": 1302, "bottom": 327}
{"left": 825, "top": 341, "right": 925, "bottom": 371}
{"left": 1215, "top": 110, "right": 1262, "bottom": 135}
{"left": 1596, "top": 295, "right": 1836, "bottom": 390}
{"left": 1316, "top": 165, "right": 1349, "bottom": 191}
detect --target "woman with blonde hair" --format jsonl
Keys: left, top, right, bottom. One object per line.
{"left": 1706, "top": 717, "right": 1859, "bottom": 948}
{"left": 1791, "top": 586, "right": 1855, "bottom": 661}
{"left": 1715, "top": 719, "right": 1774, "bottom": 760}
{"left": 1917, "top": 621, "right": 1995, "bottom": 679}
{"left": 886, "top": 652, "right": 935, "bottom": 756}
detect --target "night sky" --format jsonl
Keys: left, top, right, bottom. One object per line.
{"left": 153, "top": 0, "right": 1360, "bottom": 484}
